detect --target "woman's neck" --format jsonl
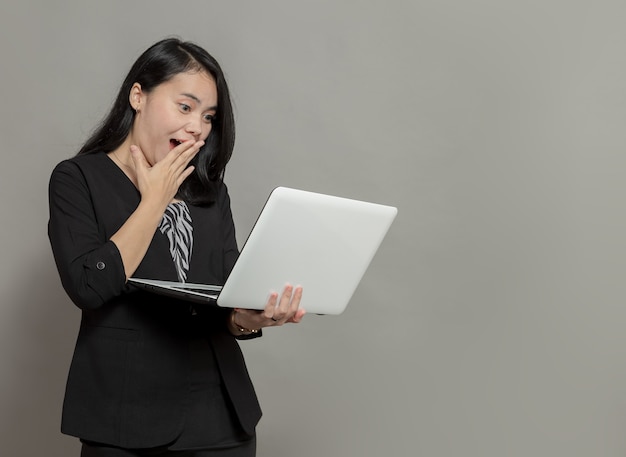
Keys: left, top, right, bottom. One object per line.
{"left": 108, "top": 139, "right": 137, "bottom": 185}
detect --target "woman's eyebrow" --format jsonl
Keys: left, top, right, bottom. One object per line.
{"left": 181, "top": 93, "right": 217, "bottom": 111}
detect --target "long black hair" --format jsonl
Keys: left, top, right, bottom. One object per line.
{"left": 77, "top": 38, "right": 235, "bottom": 205}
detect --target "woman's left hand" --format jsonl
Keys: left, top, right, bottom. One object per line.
{"left": 232, "top": 284, "right": 305, "bottom": 333}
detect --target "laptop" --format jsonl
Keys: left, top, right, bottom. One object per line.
{"left": 129, "top": 186, "right": 397, "bottom": 315}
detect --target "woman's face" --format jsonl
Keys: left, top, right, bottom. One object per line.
{"left": 129, "top": 70, "right": 218, "bottom": 165}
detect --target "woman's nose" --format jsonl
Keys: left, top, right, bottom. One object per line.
{"left": 186, "top": 117, "right": 202, "bottom": 138}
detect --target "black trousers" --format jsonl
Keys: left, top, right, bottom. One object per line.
{"left": 80, "top": 438, "right": 256, "bottom": 457}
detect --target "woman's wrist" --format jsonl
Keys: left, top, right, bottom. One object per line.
{"left": 229, "top": 310, "right": 260, "bottom": 336}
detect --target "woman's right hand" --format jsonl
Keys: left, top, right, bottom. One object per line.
{"left": 110, "top": 140, "right": 203, "bottom": 280}
{"left": 130, "top": 139, "right": 204, "bottom": 208}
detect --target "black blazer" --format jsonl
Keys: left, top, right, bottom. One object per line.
{"left": 48, "top": 153, "right": 262, "bottom": 449}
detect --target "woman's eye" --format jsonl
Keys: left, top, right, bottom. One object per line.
{"left": 179, "top": 104, "right": 191, "bottom": 112}
{"left": 203, "top": 114, "right": 215, "bottom": 123}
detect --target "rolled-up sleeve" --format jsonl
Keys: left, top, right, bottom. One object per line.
{"left": 48, "top": 160, "right": 126, "bottom": 310}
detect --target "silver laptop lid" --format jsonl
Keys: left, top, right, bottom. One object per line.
{"left": 216, "top": 187, "right": 397, "bottom": 315}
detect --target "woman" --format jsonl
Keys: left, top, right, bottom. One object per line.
{"left": 48, "top": 37, "right": 305, "bottom": 457}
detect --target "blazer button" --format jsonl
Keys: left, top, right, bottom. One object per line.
{"left": 96, "top": 261, "right": 106, "bottom": 270}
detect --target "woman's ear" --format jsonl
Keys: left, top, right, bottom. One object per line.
{"left": 129, "top": 83, "right": 143, "bottom": 112}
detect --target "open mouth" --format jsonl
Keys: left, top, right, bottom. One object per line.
{"left": 170, "top": 139, "right": 183, "bottom": 149}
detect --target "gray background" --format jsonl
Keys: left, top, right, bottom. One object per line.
{"left": 1, "top": 1, "right": 625, "bottom": 456}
